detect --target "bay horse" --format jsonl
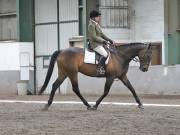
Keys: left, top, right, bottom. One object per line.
{"left": 38, "top": 42, "right": 152, "bottom": 111}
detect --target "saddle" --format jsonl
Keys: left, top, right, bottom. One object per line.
{"left": 84, "top": 41, "right": 115, "bottom": 65}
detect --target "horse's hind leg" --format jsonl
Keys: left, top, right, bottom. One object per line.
{"left": 119, "top": 75, "right": 144, "bottom": 110}
{"left": 69, "top": 74, "right": 91, "bottom": 109}
{"left": 43, "top": 75, "right": 66, "bottom": 111}
{"left": 91, "top": 77, "right": 114, "bottom": 110}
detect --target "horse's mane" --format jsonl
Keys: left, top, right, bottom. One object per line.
{"left": 116, "top": 42, "right": 147, "bottom": 51}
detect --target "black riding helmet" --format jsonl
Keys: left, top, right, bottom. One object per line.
{"left": 90, "top": 10, "right": 101, "bottom": 18}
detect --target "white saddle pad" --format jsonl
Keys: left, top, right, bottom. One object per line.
{"left": 84, "top": 49, "right": 110, "bottom": 65}
{"left": 84, "top": 49, "right": 96, "bottom": 64}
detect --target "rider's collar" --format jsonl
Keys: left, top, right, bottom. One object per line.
{"left": 90, "top": 19, "right": 99, "bottom": 25}
{"left": 90, "top": 19, "right": 101, "bottom": 28}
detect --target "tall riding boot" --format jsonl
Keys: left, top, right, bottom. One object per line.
{"left": 97, "top": 56, "right": 107, "bottom": 75}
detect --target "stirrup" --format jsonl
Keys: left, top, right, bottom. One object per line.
{"left": 97, "top": 67, "right": 105, "bottom": 75}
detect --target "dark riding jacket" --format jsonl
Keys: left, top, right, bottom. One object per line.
{"left": 88, "top": 19, "right": 111, "bottom": 49}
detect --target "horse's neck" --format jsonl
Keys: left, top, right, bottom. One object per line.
{"left": 116, "top": 45, "right": 145, "bottom": 64}
{"left": 117, "top": 48, "right": 138, "bottom": 62}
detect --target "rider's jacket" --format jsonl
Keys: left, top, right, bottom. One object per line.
{"left": 88, "top": 19, "right": 111, "bottom": 49}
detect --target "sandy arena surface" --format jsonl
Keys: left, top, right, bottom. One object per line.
{"left": 0, "top": 95, "right": 180, "bottom": 135}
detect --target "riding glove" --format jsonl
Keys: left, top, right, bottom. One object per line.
{"left": 103, "top": 40, "right": 108, "bottom": 45}
{"left": 108, "top": 40, "right": 114, "bottom": 45}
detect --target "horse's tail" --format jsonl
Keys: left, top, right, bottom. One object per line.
{"left": 38, "top": 50, "right": 61, "bottom": 95}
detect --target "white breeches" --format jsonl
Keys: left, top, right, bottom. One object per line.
{"left": 94, "top": 46, "right": 108, "bottom": 58}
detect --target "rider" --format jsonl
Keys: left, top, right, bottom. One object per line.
{"left": 88, "top": 10, "right": 114, "bottom": 75}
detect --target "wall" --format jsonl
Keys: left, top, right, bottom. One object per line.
{"left": 65, "top": 65, "right": 180, "bottom": 96}
{"left": 34, "top": 0, "right": 79, "bottom": 94}
{"left": 19, "top": 42, "right": 34, "bottom": 94}
{"left": 0, "top": 42, "right": 34, "bottom": 94}
{"left": 65, "top": 38, "right": 180, "bottom": 96}
{"left": 18, "top": 0, "right": 34, "bottom": 42}
{"left": 0, "top": 0, "right": 17, "bottom": 40}
{"left": 101, "top": 0, "right": 165, "bottom": 66}
{"left": 0, "top": 42, "right": 19, "bottom": 94}
{"left": 102, "top": 0, "right": 164, "bottom": 43}
{"left": 0, "top": 42, "right": 20, "bottom": 70}
{"left": 165, "top": 0, "right": 180, "bottom": 65}
{"left": 130, "top": 0, "right": 164, "bottom": 42}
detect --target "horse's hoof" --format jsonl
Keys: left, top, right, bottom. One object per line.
{"left": 42, "top": 104, "right": 49, "bottom": 111}
{"left": 87, "top": 106, "right": 97, "bottom": 111}
{"left": 138, "top": 105, "right": 144, "bottom": 111}
{"left": 87, "top": 106, "right": 92, "bottom": 110}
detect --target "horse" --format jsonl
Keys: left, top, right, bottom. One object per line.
{"left": 38, "top": 42, "right": 152, "bottom": 111}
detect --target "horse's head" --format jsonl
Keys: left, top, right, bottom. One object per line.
{"left": 138, "top": 43, "right": 152, "bottom": 72}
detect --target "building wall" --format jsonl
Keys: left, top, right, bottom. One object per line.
{"left": 0, "top": 42, "right": 20, "bottom": 70}
{"left": 18, "top": 0, "right": 34, "bottom": 42}
{"left": 65, "top": 65, "right": 180, "bottom": 96}
{"left": 101, "top": 0, "right": 164, "bottom": 66}
{"left": 131, "top": 0, "right": 164, "bottom": 42}
{"left": 0, "top": 42, "right": 34, "bottom": 94}
{"left": 1, "top": 0, "right": 179, "bottom": 96}
{"left": 0, "top": 0, "right": 17, "bottom": 40}
{"left": 165, "top": 0, "right": 180, "bottom": 65}
{"left": 102, "top": 0, "right": 164, "bottom": 43}
{"left": 0, "top": 42, "right": 19, "bottom": 94}
{"left": 0, "top": 71, "right": 19, "bottom": 95}
{"left": 34, "top": 0, "right": 79, "bottom": 94}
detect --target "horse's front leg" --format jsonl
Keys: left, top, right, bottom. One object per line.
{"left": 90, "top": 77, "right": 114, "bottom": 110}
{"left": 119, "top": 75, "right": 144, "bottom": 110}
{"left": 69, "top": 74, "right": 91, "bottom": 110}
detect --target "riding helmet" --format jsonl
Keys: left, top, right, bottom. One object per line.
{"left": 90, "top": 10, "right": 101, "bottom": 18}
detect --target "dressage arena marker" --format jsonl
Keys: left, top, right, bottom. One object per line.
{"left": 0, "top": 100, "right": 180, "bottom": 107}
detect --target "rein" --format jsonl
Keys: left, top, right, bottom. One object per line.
{"left": 138, "top": 45, "right": 151, "bottom": 63}
{"left": 104, "top": 43, "right": 150, "bottom": 64}
{"left": 104, "top": 43, "right": 117, "bottom": 53}
{"left": 118, "top": 51, "right": 139, "bottom": 62}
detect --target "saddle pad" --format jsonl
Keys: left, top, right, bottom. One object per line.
{"left": 84, "top": 49, "right": 96, "bottom": 64}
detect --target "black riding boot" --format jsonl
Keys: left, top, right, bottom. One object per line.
{"left": 97, "top": 56, "right": 107, "bottom": 75}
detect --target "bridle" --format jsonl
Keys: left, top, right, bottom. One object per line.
{"left": 138, "top": 44, "right": 152, "bottom": 64}
{"left": 133, "top": 46, "right": 150, "bottom": 63}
